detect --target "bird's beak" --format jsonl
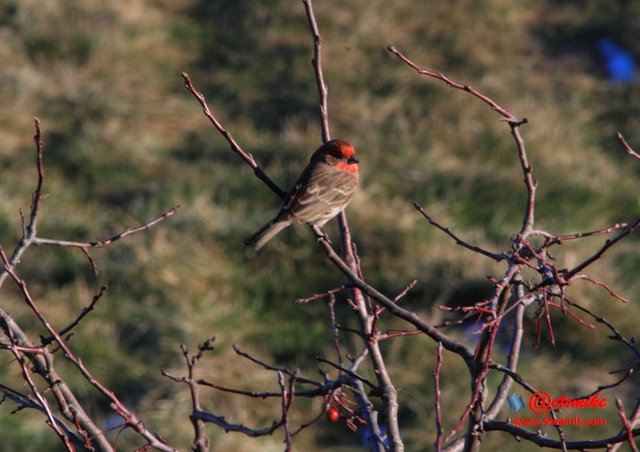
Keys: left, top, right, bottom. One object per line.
{"left": 347, "top": 155, "right": 359, "bottom": 164}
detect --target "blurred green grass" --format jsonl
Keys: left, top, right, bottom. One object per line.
{"left": 1, "top": 0, "right": 639, "bottom": 450}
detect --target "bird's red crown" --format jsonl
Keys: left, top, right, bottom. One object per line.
{"left": 323, "top": 139, "right": 355, "bottom": 159}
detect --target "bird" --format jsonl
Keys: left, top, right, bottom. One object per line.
{"left": 244, "top": 139, "right": 359, "bottom": 250}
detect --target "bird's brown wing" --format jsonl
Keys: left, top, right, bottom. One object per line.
{"left": 282, "top": 162, "right": 358, "bottom": 225}
{"left": 278, "top": 162, "right": 315, "bottom": 214}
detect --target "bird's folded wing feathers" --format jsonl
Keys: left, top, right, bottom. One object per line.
{"left": 297, "top": 164, "right": 358, "bottom": 205}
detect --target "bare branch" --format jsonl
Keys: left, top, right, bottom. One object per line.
{"left": 612, "top": 399, "right": 640, "bottom": 452}
{"left": 0, "top": 119, "right": 46, "bottom": 288}
{"left": 509, "top": 122, "right": 537, "bottom": 235}
{"left": 483, "top": 420, "right": 639, "bottom": 449}
{"left": 7, "top": 341, "right": 75, "bottom": 451}
{"left": 301, "top": 4, "right": 405, "bottom": 449}
{"left": 181, "top": 73, "right": 286, "bottom": 199}
{"left": 387, "top": 47, "right": 539, "bottom": 237}
{"left": 0, "top": 308, "right": 113, "bottom": 451}
{"left": 27, "top": 117, "right": 46, "bottom": 239}
{"left": 485, "top": 291, "right": 525, "bottom": 419}
{"left": 41, "top": 285, "right": 108, "bottom": 345}
{"left": 179, "top": 338, "right": 214, "bottom": 452}
{"left": 302, "top": 0, "right": 331, "bottom": 142}
{"left": 564, "top": 218, "right": 640, "bottom": 279}
{"left": 567, "top": 300, "right": 640, "bottom": 359}
{"left": 0, "top": 247, "right": 176, "bottom": 452}
{"left": 294, "top": 285, "right": 346, "bottom": 304}
{"left": 0, "top": 383, "right": 79, "bottom": 445}
{"left": 316, "top": 357, "right": 378, "bottom": 391}
{"left": 434, "top": 342, "right": 444, "bottom": 452}
{"left": 327, "top": 294, "right": 343, "bottom": 372}
{"left": 414, "top": 203, "right": 504, "bottom": 261}
{"left": 32, "top": 206, "right": 180, "bottom": 249}
{"left": 278, "top": 371, "right": 296, "bottom": 451}
{"left": 232, "top": 346, "right": 321, "bottom": 387}
{"left": 577, "top": 365, "right": 636, "bottom": 400}
{"left": 192, "top": 409, "right": 284, "bottom": 437}
{"left": 387, "top": 46, "right": 518, "bottom": 121}
{"left": 312, "top": 231, "right": 475, "bottom": 365}
{"left": 378, "top": 329, "right": 423, "bottom": 341}
{"left": 531, "top": 221, "right": 628, "bottom": 244}
{"left": 572, "top": 274, "right": 628, "bottom": 303}
{"left": 617, "top": 132, "right": 640, "bottom": 161}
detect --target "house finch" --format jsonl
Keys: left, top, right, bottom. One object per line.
{"left": 244, "top": 139, "right": 359, "bottom": 250}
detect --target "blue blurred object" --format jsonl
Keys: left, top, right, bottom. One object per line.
{"left": 360, "top": 424, "right": 389, "bottom": 448}
{"left": 597, "top": 37, "right": 636, "bottom": 82}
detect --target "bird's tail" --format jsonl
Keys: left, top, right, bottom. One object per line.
{"left": 244, "top": 220, "right": 290, "bottom": 250}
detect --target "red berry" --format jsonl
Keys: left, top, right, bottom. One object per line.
{"left": 326, "top": 406, "right": 340, "bottom": 422}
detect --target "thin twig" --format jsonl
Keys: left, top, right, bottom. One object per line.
{"left": 434, "top": 342, "right": 444, "bottom": 452}
{"left": 233, "top": 346, "right": 320, "bottom": 387}
{"left": 378, "top": 329, "right": 423, "bottom": 340}
{"left": 294, "top": 285, "right": 346, "bottom": 304}
{"left": 576, "top": 365, "right": 636, "bottom": 400}
{"left": 485, "top": 288, "right": 525, "bottom": 419}
{"left": 181, "top": 73, "right": 286, "bottom": 199}
{"left": 567, "top": 300, "right": 640, "bottom": 359}
{"left": 183, "top": 339, "right": 214, "bottom": 452}
{"left": 387, "top": 46, "right": 518, "bottom": 121}
{"left": 611, "top": 399, "right": 640, "bottom": 452}
{"left": 192, "top": 409, "right": 284, "bottom": 437}
{"left": 483, "top": 420, "right": 639, "bottom": 449}
{"left": 302, "top": 0, "right": 331, "bottom": 142}
{"left": 508, "top": 122, "right": 537, "bottom": 235}
{"left": 530, "top": 221, "right": 628, "bottom": 244}
{"left": 27, "top": 118, "right": 46, "bottom": 239}
{"left": 541, "top": 290, "right": 556, "bottom": 346}
{"left": 572, "top": 274, "right": 628, "bottom": 303}
{"left": 32, "top": 207, "right": 180, "bottom": 249}
{"left": 303, "top": 2, "right": 402, "bottom": 449}
{"left": 327, "top": 294, "right": 343, "bottom": 372}
{"left": 8, "top": 341, "right": 75, "bottom": 451}
{"left": 312, "top": 233, "right": 475, "bottom": 365}
{"left": 413, "top": 203, "right": 504, "bottom": 261}
{"left": 316, "top": 357, "right": 378, "bottom": 391}
{"left": 41, "top": 285, "right": 109, "bottom": 345}
{"left": 0, "top": 309, "right": 112, "bottom": 451}
{"left": 278, "top": 371, "right": 296, "bottom": 451}
{"left": 0, "top": 383, "right": 82, "bottom": 447}
{"left": 0, "top": 248, "right": 176, "bottom": 452}
{"left": 564, "top": 218, "right": 640, "bottom": 279}
{"left": 0, "top": 119, "right": 46, "bottom": 288}
{"left": 617, "top": 132, "right": 640, "bottom": 161}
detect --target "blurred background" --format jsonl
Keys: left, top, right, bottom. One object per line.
{"left": 1, "top": 0, "right": 639, "bottom": 450}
